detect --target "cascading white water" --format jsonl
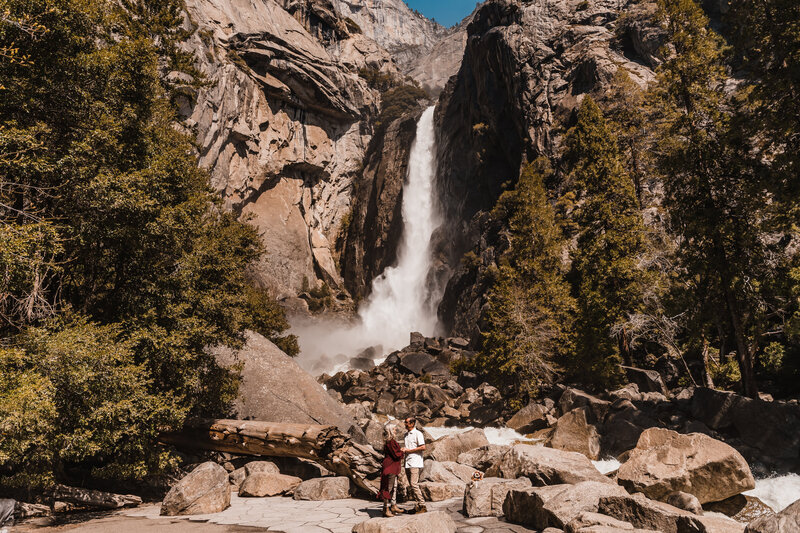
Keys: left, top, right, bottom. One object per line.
{"left": 355, "top": 106, "right": 441, "bottom": 348}
{"left": 292, "top": 107, "right": 442, "bottom": 372}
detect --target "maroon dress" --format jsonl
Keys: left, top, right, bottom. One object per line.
{"left": 378, "top": 438, "right": 403, "bottom": 500}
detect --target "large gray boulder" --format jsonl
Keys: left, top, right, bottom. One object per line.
{"left": 546, "top": 407, "right": 601, "bottom": 460}
{"left": 487, "top": 444, "right": 613, "bottom": 485}
{"left": 426, "top": 428, "right": 489, "bottom": 462}
{"left": 457, "top": 444, "right": 510, "bottom": 470}
{"left": 161, "top": 462, "right": 230, "bottom": 516}
{"left": 463, "top": 477, "right": 532, "bottom": 517}
{"left": 507, "top": 402, "right": 549, "bottom": 433}
{"left": 212, "top": 331, "right": 364, "bottom": 441}
{"left": 503, "top": 481, "right": 629, "bottom": 529}
{"left": 617, "top": 428, "right": 755, "bottom": 504}
{"left": 293, "top": 477, "right": 351, "bottom": 500}
{"left": 418, "top": 482, "right": 464, "bottom": 501}
{"left": 239, "top": 472, "right": 302, "bottom": 497}
{"left": 598, "top": 493, "right": 710, "bottom": 533}
{"left": 352, "top": 510, "right": 457, "bottom": 532}
{"left": 745, "top": 498, "right": 800, "bottom": 533}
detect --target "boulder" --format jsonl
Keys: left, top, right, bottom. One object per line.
{"left": 467, "top": 401, "right": 504, "bottom": 426}
{"left": 598, "top": 493, "right": 706, "bottom": 533}
{"left": 566, "top": 512, "right": 660, "bottom": 533}
{"left": 507, "top": 402, "right": 549, "bottom": 433}
{"left": 398, "top": 352, "right": 449, "bottom": 376}
{"left": 457, "top": 444, "right": 510, "bottom": 470}
{"left": 705, "top": 495, "right": 775, "bottom": 524}
{"left": 244, "top": 461, "right": 280, "bottom": 476}
{"left": 426, "top": 428, "right": 489, "bottom": 462}
{"left": 351, "top": 510, "right": 457, "bottom": 532}
{"left": 695, "top": 515, "right": 746, "bottom": 533}
{"left": 463, "top": 477, "right": 532, "bottom": 517}
{"left": 691, "top": 387, "right": 800, "bottom": 459}
{"left": 610, "top": 383, "right": 643, "bottom": 402}
{"left": 617, "top": 428, "right": 755, "bottom": 504}
{"left": 546, "top": 408, "right": 601, "bottom": 460}
{"left": 410, "top": 383, "right": 451, "bottom": 412}
{"left": 212, "top": 331, "right": 364, "bottom": 441}
{"left": 293, "top": 477, "right": 351, "bottom": 500}
{"left": 420, "top": 460, "right": 476, "bottom": 484}
{"left": 745, "top": 498, "right": 800, "bottom": 533}
{"left": 161, "top": 462, "right": 230, "bottom": 516}
{"left": 418, "top": 482, "right": 464, "bottom": 501}
{"left": 620, "top": 366, "right": 669, "bottom": 396}
{"left": 486, "top": 444, "right": 613, "bottom": 485}
{"left": 503, "top": 481, "right": 630, "bottom": 529}
{"left": 350, "top": 357, "right": 376, "bottom": 371}
{"left": 238, "top": 472, "right": 302, "bottom": 497}
{"left": 558, "top": 389, "right": 611, "bottom": 423}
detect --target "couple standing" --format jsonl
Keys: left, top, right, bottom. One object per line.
{"left": 379, "top": 417, "right": 428, "bottom": 517}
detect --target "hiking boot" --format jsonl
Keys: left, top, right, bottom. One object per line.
{"left": 383, "top": 507, "right": 394, "bottom": 518}
{"left": 390, "top": 505, "right": 405, "bottom": 514}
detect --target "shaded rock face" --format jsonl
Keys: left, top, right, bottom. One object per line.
{"left": 407, "top": 14, "right": 472, "bottom": 96}
{"left": 180, "top": 0, "right": 392, "bottom": 298}
{"left": 745, "top": 498, "right": 800, "bottom": 533}
{"left": 161, "top": 462, "right": 230, "bottom": 516}
{"left": 432, "top": 0, "right": 656, "bottom": 335}
{"left": 212, "top": 331, "right": 365, "bottom": 441}
{"left": 617, "top": 428, "right": 755, "bottom": 504}
{"left": 341, "top": 108, "right": 419, "bottom": 298}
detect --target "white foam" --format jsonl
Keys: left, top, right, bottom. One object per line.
{"left": 745, "top": 473, "right": 800, "bottom": 512}
{"left": 291, "top": 107, "right": 443, "bottom": 375}
{"left": 592, "top": 458, "right": 622, "bottom": 475}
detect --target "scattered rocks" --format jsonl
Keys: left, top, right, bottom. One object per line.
{"left": 351, "top": 510, "right": 457, "bottom": 532}
{"left": 620, "top": 365, "right": 669, "bottom": 396}
{"left": 507, "top": 402, "right": 549, "bottom": 433}
{"left": 705, "top": 495, "right": 775, "bottom": 524}
{"left": 161, "top": 462, "right": 231, "bottom": 516}
{"left": 239, "top": 473, "right": 302, "bottom": 497}
{"left": 487, "top": 444, "right": 613, "bottom": 486}
{"left": 617, "top": 428, "right": 755, "bottom": 504}
{"left": 293, "top": 477, "right": 351, "bottom": 500}
{"left": 503, "top": 481, "right": 630, "bottom": 529}
{"left": 462, "top": 477, "right": 532, "bottom": 517}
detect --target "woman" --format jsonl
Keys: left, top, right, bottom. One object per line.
{"left": 378, "top": 424, "right": 405, "bottom": 517}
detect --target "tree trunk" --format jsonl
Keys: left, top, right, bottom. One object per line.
{"left": 48, "top": 485, "right": 142, "bottom": 509}
{"left": 159, "top": 419, "right": 381, "bottom": 496}
{"left": 701, "top": 336, "right": 715, "bottom": 389}
{"left": 720, "top": 278, "right": 759, "bottom": 398}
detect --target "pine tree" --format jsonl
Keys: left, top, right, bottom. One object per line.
{"left": 564, "top": 97, "right": 649, "bottom": 387}
{"left": 473, "top": 158, "right": 574, "bottom": 403}
{"left": 648, "top": 0, "right": 772, "bottom": 398}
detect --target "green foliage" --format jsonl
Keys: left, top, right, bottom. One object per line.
{"left": 358, "top": 67, "right": 395, "bottom": 92}
{"left": 375, "top": 84, "right": 427, "bottom": 131}
{"left": 564, "top": 97, "right": 648, "bottom": 388}
{"left": 471, "top": 159, "right": 575, "bottom": 401}
{"left": 0, "top": 0, "right": 293, "bottom": 488}
{"left": 709, "top": 354, "right": 742, "bottom": 391}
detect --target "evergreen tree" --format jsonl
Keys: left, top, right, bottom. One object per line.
{"left": 648, "top": 0, "right": 772, "bottom": 398}
{"left": 564, "top": 97, "right": 649, "bottom": 387}
{"left": 0, "top": 0, "right": 296, "bottom": 490}
{"left": 472, "top": 158, "right": 574, "bottom": 404}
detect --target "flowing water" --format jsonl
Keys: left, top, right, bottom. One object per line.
{"left": 293, "top": 107, "right": 442, "bottom": 374}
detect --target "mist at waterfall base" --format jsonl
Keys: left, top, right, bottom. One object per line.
{"left": 291, "top": 107, "right": 442, "bottom": 375}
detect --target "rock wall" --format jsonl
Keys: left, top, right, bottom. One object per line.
{"left": 331, "top": 0, "right": 446, "bottom": 72}
{"left": 432, "top": 0, "right": 658, "bottom": 336}
{"left": 179, "top": 0, "right": 395, "bottom": 299}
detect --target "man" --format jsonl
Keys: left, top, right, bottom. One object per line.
{"left": 397, "top": 417, "right": 427, "bottom": 513}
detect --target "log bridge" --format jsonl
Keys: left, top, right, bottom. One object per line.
{"left": 159, "top": 419, "right": 382, "bottom": 496}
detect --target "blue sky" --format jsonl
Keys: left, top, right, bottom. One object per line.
{"left": 405, "top": 0, "right": 479, "bottom": 27}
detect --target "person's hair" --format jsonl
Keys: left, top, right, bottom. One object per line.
{"left": 405, "top": 417, "right": 417, "bottom": 427}
{"left": 384, "top": 424, "right": 397, "bottom": 440}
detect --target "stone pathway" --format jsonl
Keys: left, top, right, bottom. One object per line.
{"left": 124, "top": 495, "right": 535, "bottom": 533}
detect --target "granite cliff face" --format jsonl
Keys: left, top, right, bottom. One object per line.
{"left": 432, "top": 0, "right": 660, "bottom": 337}
{"left": 178, "top": 0, "right": 396, "bottom": 300}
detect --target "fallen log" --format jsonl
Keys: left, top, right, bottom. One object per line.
{"left": 159, "top": 419, "right": 382, "bottom": 496}
{"left": 48, "top": 485, "right": 142, "bottom": 509}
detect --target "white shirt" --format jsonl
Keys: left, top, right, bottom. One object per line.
{"left": 404, "top": 428, "right": 425, "bottom": 468}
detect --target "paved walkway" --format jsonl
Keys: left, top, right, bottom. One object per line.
{"left": 123, "top": 494, "right": 534, "bottom": 533}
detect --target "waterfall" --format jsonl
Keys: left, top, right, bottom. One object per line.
{"left": 292, "top": 106, "right": 442, "bottom": 373}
